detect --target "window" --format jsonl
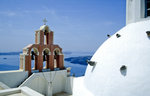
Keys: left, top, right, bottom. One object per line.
{"left": 145, "top": 0, "right": 150, "bottom": 17}
{"left": 120, "top": 65, "right": 127, "bottom": 76}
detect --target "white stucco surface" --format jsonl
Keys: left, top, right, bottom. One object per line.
{"left": 72, "top": 77, "right": 94, "bottom": 96}
{"left": 83, "top": 20, "right": 150, "bottom": 96}
{"left": 0, "top": 70, "right": 28, "bottom": 88}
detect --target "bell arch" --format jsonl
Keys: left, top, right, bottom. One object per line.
{"left": 42, "top": 48, "right": 51, "bottom": 69}
{"left": 42, "top": 25, "right": 50, "bottom": 45}
{"left": 53, "top": 48, "right": 62, "bottom": 69}
{"left": 30, "top": 47, "right": 39, "bottom": 70}
{"left": 53, "top": 48, "right": 62, "bottom": 55}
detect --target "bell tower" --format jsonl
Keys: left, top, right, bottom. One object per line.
{"left": 35, "top": 19, "right": 53, "bottom": 45}
{"left": 20, "top": 19, "right": 64, "bottom": 75}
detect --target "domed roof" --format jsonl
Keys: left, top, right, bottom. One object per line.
{"left": 84, "top": 20, "right": 150, "bottom": 96}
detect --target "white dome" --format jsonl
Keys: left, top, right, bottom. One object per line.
{"left": 84, "top": 20, "right": 150, "bottom": 96}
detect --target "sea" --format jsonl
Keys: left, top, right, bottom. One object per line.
{"left": 0, "top": 52, "right": 94, "bottom": 77}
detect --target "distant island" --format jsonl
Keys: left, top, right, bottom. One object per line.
{"left": 0, "top": 52, "right": 22, "bottom": 55}
{"left": 65, "top": 56, "right": 92, "bottom": 65}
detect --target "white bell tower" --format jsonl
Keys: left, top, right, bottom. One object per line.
{"left": 126, "top": 0, "right": 150, "bottom": 25}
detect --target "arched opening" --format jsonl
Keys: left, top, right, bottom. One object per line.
{"left": 31, "top": 48, "right": 39, "bottom": 71}
{"left": 44, "top": 33, "right": 47, "bottom": 45}
{"left": 43, "top": 48, "right": 50, "bottom": 69}
{"left": 53, "top": 48, "right": 61, "bottom": 69}
{"left": 44, "top": 26, "right": 49, "bottom": 45}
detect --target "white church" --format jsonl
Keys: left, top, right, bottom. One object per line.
{"left": 0, "top": 0, "right": 150, "bottom": 96}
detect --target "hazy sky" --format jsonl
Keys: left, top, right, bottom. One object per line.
{"left": 0, "top": 0, "right": 126, "bottom": 52}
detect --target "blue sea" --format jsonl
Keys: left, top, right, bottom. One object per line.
{"left": 0, "top": 52, "right": 93, "bottom": 77}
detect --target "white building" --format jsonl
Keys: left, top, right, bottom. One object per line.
{"left": 126, "top": 0, "right": 150, "bottom": 24}
{"left": 1, "top": 0, "right": 150, "bottom": 96}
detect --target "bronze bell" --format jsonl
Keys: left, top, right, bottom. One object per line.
{"left": 43, "top": 55, "right": 46, "bottom": 61}
{"left": 54, "top": 51, "right": 57, "bottom": 59}
{"left": 43, "top": 51, "right": 47, "bottom": 61}
{"left": 31, "top": 51, "right": 35, "bottom": 60}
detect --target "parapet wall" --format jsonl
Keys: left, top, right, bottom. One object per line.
{"left": 0, "top": 70, "right": 28, "bottom": 88}
{"left": 0, "top": 86, "right": 44, "bottom": 96}
{"left": 20, "top": 70, "right": 73, "bottom": 96}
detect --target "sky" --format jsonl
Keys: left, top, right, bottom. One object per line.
{"left": 0, "top": 0, "right": 126, "bottom": 52}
